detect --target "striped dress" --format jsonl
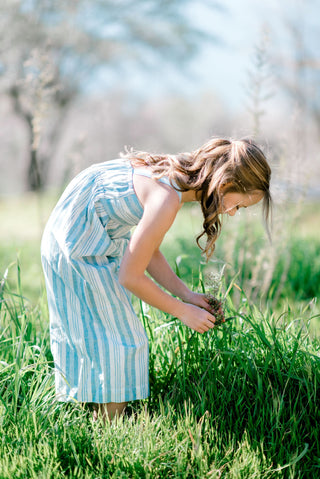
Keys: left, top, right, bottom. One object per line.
{"left": 41, "top": 158, "right": 179, "bottom": 404}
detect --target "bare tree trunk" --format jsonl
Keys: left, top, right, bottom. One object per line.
{"left": 28, "top": 146, "right": 43, "bottom": 191}
{"left": 9, "top": 84, "right": 69, "bottom": 191}
{"left": 9, "top": 85, "right": 44, "bottom": 190}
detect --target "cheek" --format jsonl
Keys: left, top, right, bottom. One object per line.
{"left": 220, "top": 200, "right": 227, "bottom": 214}
{"left": 222, "top": 199, "right": 233, "bottom": 212}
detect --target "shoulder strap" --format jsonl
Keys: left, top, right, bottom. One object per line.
{"left": 133, "top": 168, "right": 182, "bottom": 202}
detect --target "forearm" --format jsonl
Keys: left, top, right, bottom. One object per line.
{"left": 119, "top": 271, "right": 186, "bottom": 318}
{"left": 146, "top": 249, "right": 192, "bottom": 301}
{"left": 119, "top": 270, "right": 217, "bottom": 334}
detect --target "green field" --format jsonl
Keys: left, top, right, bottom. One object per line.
{"left": 0, "top": 193, "right": 320, "bottom": 478}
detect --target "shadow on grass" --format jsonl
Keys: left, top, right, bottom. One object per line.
{"left": 145, "top": 309, "right": 320, "bottom": 475}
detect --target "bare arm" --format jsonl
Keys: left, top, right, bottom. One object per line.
{"left": 118, "top": 184, "right": 216, "bottom": 333}
{"left": 147, "top": 249, "right": 190, "bottom": 300}
{"left": 147, "top": 248, "right": 213, "bottom": 311}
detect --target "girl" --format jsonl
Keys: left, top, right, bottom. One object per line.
{"left": 41, "top": 137, "right": 271, "bottom": 421}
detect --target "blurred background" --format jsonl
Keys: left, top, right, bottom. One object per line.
{"left": 1, "top": 0, "right": 319, "bottom": 194}
{"left": 0, "top": 0, "right": 319, "bottom": 319}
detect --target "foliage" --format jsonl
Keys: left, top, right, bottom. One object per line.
{"left": 1, "top": 259, "right": 320, "bottom": 478}
{"left": 217, "top": 224, "right": 320, "bottom": 305}
{"left": 271, "top": 237, "right": 320, "bottom": 301}
{"left": 1, "top": 195, "right": 320, "bottom": 476}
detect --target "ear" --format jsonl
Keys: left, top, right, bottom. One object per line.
{"left": 219, "top": 182, "right": 234, "bottom": 195}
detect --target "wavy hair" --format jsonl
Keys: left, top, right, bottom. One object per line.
{"left": 121, "top": 138, "right": 272, "bottom": 259}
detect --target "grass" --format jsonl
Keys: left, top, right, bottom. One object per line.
{"left": 0, "top": 193, "right": 320, "bottom": 477}
{"left": 0, "top": 192, "right": 55, "bottom": 303}
{"left": 1, "top": 262, "right": 320, "bottom": 477}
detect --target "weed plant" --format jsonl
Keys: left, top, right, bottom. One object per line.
{"left": 218, "top": 225, "right": 320, "bottom": 304}
{"left": 0, "top": 264, "right": 319, "bottom": 478}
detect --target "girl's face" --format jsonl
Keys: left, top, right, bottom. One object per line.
{"left": 220, "top": 190, "right": 264, "bottom": 216}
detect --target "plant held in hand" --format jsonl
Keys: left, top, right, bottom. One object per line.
{"left": 206, "top": 294, "right": 225, "bottom": 326}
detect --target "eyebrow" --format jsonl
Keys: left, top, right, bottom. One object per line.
{"left": 236, "top": 202, "right": 247, "bottom": 209}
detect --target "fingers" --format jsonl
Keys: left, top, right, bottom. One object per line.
{"left": 196, "top": 313, "right": 216, "bottom": 334}
{"left": 186, "top": 292, "right": 214, "bottom": 312}
{"left": 197, "top": 322, "right": 215, "bottom": 334}
{"left": 179, "top": 304, "right": 218, "bottom": 334}
{"left": 202, "top": 300, "right": 215, "bottom": 313}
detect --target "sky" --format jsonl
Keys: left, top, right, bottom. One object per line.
{"left": 95, "top": 0, "right": 319, "bottom": 112}
{"left": 186, "top": 0, "right": 274, "bottom": 109}
{"left": 180, "top": 0, "right": 318, "bottom": 110}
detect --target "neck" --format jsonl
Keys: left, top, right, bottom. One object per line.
{"left": 181, "top": 190, "right": 198, "bottom": 203}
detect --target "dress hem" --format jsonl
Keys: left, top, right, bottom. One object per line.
{"left": 55, "top": 392, "right": 150, "bottom": 404}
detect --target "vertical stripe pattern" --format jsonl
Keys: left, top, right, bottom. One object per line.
{"left": 41, "top": 159, "right": 149, "bottom": 403}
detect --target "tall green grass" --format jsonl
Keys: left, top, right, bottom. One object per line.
{"left": 1, "top": 195, "right": 320, "bottom": 477}
{"left": 1, "top": 264, "right": 319, "bottom": 478}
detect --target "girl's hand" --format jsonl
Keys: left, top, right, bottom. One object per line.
{"left": 177, "top": 303, "right": 216, "bottom": 334}
{"left": 181, "top": 290, "right": 215, "bottom": 314}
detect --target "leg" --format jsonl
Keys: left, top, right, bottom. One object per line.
{"left": 92, "top": 402, "right": 128, "bottom": 423}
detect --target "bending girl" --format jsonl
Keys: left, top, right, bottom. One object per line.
{"left": 41, "top": 137, "right": 272, "bottom": 421}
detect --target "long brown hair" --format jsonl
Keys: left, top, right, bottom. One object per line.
{"left": 121, "top": 138, "right": 272, "bottom": 258}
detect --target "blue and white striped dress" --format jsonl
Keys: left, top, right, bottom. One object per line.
{"left": 41, "top": 158, "right": 178, "bottom": 404}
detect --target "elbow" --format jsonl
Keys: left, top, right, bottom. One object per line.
{"left": 118, "top": 269, "right": 129, "bottom": 289}
{"left": 118, "top": 267, "right": 136, "bottom": 292}
{"left": 119, "top": 278, "right": 131, "bottom": 291}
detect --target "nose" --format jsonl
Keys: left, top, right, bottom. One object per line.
{"left": 227, "top": 208, "right": 237, "bottom": 217}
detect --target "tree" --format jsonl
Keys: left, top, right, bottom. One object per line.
{"left": 0, "top": 0, "right": 218, "bottom": 190}
{"left": 270, "top": 1, "right": 320, "bottom": 140}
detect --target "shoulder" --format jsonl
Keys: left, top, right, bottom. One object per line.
{"left": 133, "top": 171, "right": 180, "bottom": 213}
{"left": 133, "top": 179, "right": 180, "bottom": 241}
{"left": 144, "top": 181, "right": 180, "bottom": 225}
